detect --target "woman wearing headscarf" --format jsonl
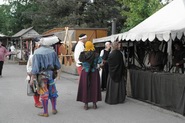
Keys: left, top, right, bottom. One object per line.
{"left": 77, "top": 41, "right": 102, "bottom": 110}
{"left": 105, "top": 42, "right": 126, "bottom": 104}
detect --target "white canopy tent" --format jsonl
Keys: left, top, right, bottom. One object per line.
{"left": 93, "top": 0, "right": 185, "bottom": 69}
{"left": 122, "top": 0, "right": 185, "bottom": 42}
{"left": 93, "top": 0, "right": 185, "bottom": 43}
{"left": 0, "top": 34, "right": 6, "bottom": 37}
{"left": 93, "top": 33, "right": 126, "bottom": 43}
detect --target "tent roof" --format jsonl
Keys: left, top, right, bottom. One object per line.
{"left": 0, "top": 34, "right": 6, "bottom": 37}
{"left": 12, "top": 27, "right": 33, "bottom": 37}
{"left": 124, "top": 0, "right": 185, "bottom": 42}
{"left": 93, "top": 0, "right": 185, "bottom": 43}
{"left": 93, "top": 33, "right": 128, "bottom": 43}
{"left": 12, "top": 27, "right": 40, "bottom": 38}
{"left": 54, "top": 30, "right": 76, "bottom": 42}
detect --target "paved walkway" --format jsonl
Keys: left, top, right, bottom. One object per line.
{"left": 0, "top": 60, "right": 185, "bottom": 123}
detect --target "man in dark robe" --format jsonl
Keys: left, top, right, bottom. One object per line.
{"left": 148, "top": 42, "right": 166, "bottom": 71}
{"left": 105, "top": 42, "right": 126, "bottom": 104}
{"left": 172, "top": 41, "right": 185, "bottom": 73}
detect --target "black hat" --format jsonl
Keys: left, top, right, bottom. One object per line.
{"left": 78, "top": 33, "right": 87, "bottom": 40}
{"left": 79, "top": 33, "right": 86, "bottom": 37}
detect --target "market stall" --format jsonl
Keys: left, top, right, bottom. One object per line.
{"left": 93, "top": 0, "right": 185, "bottom": 116}
{"left": 127, "top": 69, "right": 185, "bottom": 115}
{"left": 126, "top": 0, "right": 185, "bottom": 116}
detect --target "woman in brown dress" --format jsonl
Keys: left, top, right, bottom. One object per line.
{"left": 77, "top": 41, "right": 102, "bottom": 110}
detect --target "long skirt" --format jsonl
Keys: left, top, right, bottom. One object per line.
{"left": 101, "top": 63, "right": 109, "bottom": 90}
{"left": 105, "top": 74, "right": 126, "bottom": 104}
{"left": 77, "top": 69, "right": 102, "bottom": 103}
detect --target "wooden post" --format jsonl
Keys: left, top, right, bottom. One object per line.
{"left": 57, "top": 27, "right": 69, "bottom": 79}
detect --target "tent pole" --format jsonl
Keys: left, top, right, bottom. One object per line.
{"left": 167, "top": 38, "right": 172, "bottom": 72}
{"left": 133, "top": 41, "right": 135, "bottom": 66}
{"left": 127, "top": 41, "right": 130, "bottom": 68}
{"left": 20, "top": 37, "right": 23, "bottom": 60}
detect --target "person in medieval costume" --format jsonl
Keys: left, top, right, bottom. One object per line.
{"left": 74, "top": 34, "right": 87, "bottom": 76}
{"left": 26, "top": 38, "right": 42, "bottom": 109}
{"left": 99, "top": 42, "right": 111, "bottom": 91}
{"left": 77, "top": 41, "right": 102, "bottom": 110}
{"left": 30, "top": 36, "right": 61, "bottom": 117}
{"left": 148, "top": 41, "right": 167, "bottom": 72}
{"left": 172, "top": 41, "right": 185, "bottom": 73}
{"left": 105, "top": 42, "right": 126, "bottom": 104}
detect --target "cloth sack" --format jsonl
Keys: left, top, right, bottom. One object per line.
{"left": 27, "top": 82, "right": 35, "bottom": 96}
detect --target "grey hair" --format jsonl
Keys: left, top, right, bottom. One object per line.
{"left": 111, "top": 42, "right": 119, "bottom": 50}
{"left": 105, "top": 42, "right": 110, "bottom": 47}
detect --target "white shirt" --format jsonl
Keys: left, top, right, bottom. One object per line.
{"left": 74, "top": 41, "right": 84, "bottom": 67}
{"left": 10, "top": 45, "right": 15, "bottom": 52}
{"left": 26, "top": 54, "right": 33, "bottom": 73}
{"left": 26, "top": 54, "right": 33, "bottom": 80}
{"left": 100, "top": 49, "right": 104, "bottom": 57}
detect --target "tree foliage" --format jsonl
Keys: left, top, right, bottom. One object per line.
{"left": 0, "top": 5, "right": 12, "bottom": 34}
{"left": 83, "top": 0, "right": 126, "bottom": 34}
{"left": 0, "top": 0, "right": 165, "bottom": 36}
{"left": 0, "top": 0, "right": 39, "bottom": 35}
{"left": 117, "top": 0, "right": 163, "bottom": 32}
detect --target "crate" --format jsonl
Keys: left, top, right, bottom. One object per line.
{"left": 19, "top": 60, "right": 27, "bottom": 65}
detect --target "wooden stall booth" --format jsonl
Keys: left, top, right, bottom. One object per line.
{"left": 43, "top": 27, "right": 108, "bottom": 75}
{"left": 11, "top": 27, "right": 40, "bottom": 64}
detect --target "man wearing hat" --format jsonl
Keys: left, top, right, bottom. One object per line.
{"left": 74, "top": 33, "right": 87, "bottom": 76}
{"left": 30, "top": 36, "right": 61, "bottom": 117}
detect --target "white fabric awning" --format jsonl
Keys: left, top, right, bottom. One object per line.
{"left": 93, "top": 35, "right": 114, "bottom": 43}
{"left": 0, "top": 34, "right": 6, "bottom": 37}
{"left": 123, "top": 0, "right": 185, "bottom": 42}
{"left": 93, "top": 33, "right": 127, "bottom": 43}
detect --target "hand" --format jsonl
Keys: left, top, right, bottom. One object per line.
{"left": 29, "top": 79, "right": 34, "bottom": 86}
{"left": 27, "top": 72, "right": 32, "bottom": 76}
{"left": 176, "top": 63, "right": 180, "bottom": 66}
{"left": 30, "top": 75, "right": 36, "bottom": 86}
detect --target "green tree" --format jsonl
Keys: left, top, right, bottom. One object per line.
{"left": 83, "top": 0, "right": 126, "bottom": 34}
{"left": 117, "top": 0, "right": 163, "bottom": 32}
{"left": 0, "top": 0, "right": 40, "bottom": 35}
{"left": 0, "top": 4, "right": 14, "bottom": 35}
{"left": 1, "top": 0, "right": 125, "bottom": 35}
{"left": 25, "top": 0, "right": 125, "bottom": 34}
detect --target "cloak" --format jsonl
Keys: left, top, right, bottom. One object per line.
{"left": 108, "top": 50, "right": 124, "bottom": 82}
